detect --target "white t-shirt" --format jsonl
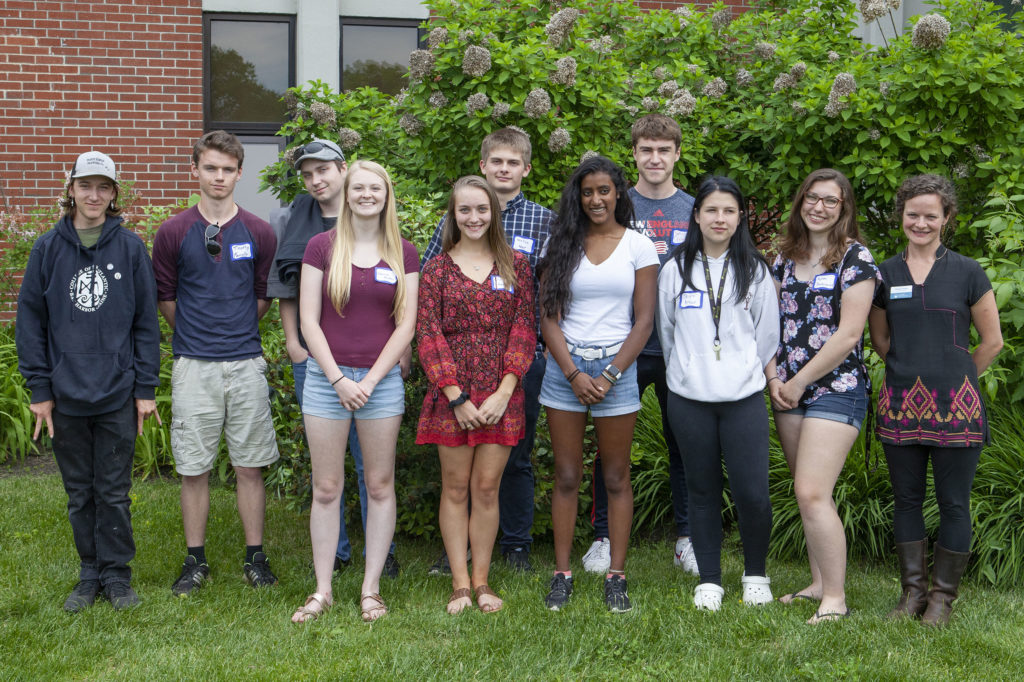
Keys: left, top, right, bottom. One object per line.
{"left": 560, "top": 228, "right": 659, "bottom": 346}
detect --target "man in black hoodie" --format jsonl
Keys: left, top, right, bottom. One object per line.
{"left": 16, "top": 150, "right": 162, "bottom": 612}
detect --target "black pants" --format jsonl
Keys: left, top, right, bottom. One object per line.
{"left": 668, "top": 391, "right": 771, "bottom": 585}
{"left": 52, "top": 397, "right": 137, "bottom": 584}
{"left": 593, "top": 354, "right": 689, "bottom": 537}
{"left": 883, "top": 443, "right": 981, "bottom": 553}
{"left": 498, "top": 354, "right": 546, "bottom": 551}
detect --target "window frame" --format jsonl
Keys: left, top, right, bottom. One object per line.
{"left": 203, "top": 12, "right": 297, "bottom": 134}
{"left": 339, "top": 16, "right": 426, "bottom": 93}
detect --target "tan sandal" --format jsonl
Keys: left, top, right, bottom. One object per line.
{"left": 292, "top": 592, "right": 331, "bottom": 623}
{"left": 474, "top": 584, "right": 503, "bottom": 613}
{"left": 447, "top": 587, "right": 473, "bottom": 614}
{"left": 360, "top": 592, "right": 388, "bottom": 623}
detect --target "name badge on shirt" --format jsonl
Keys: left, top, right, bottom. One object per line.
{"left": 679, "top": 291, "right": 703, "bottom": 309}
{"left": 490, "top": 275, "right": 514, "bottom": 293}
{"left": 512, "top": 235, "right": 535, "bottom": 254}
{"left": 230, "top": 243, "right": 253, "bottom": 260}
{"left": 890, "top": 284, "right": 913, "bottom": 300}
{"left": 810, "top": 272, "right": 837, "bottom": 291}
{"left": 670, "top": 229, "right": 687, "bottom": 245}
{"left": 374, "top": 267, "right": 397, "bottom": 285}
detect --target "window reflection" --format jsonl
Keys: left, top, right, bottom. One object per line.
{"left": 210, "top": 19, "right": 289, "bottom": 122}
{"left": 342, "top": 24, "right": 419, "bottom": 94}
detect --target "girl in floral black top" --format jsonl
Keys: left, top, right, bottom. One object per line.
{"left": 766, "top": 168, "right": 879, "bottom": 624}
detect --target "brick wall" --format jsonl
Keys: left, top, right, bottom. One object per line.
{"left": 637, "top": 1, "right": 755, "bottom": 12}
{"left": 0, "top": 0, "right": 204, "bottom": 319}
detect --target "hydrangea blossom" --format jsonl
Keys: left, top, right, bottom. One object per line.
{"left": 773, "top": 73, "right": 796, "bottom": 92}
{"left": 427, "top": 27, "right": 448, "bottom": 50}
{"left": 548, "top": 127, "right": 571, "bottom": 153}
{"left": 549, "top": 56, "right": 577, "bottom": 86}
{"left": 399, "top": 114, "right": 424, "bottom": 136}
{"left": 754, "top": 42, "right": 776, "bottom": 60}
{"left": 824, "top": 72, "right": 856, "bottom": 117}
{"left": 409, "top": 50, "right": 434, "bottom": 80}
{"left": 642, "top": 96, "right": 659, "bottom": 111}
{"left": 666, "top": 90, "right": 696, "bottom": 117}
{"left": 309, "top": 101, "right": 336, "bottom": 126}
{"left": 462, "top": 46, "right": 492, "bottom": 77}
{"left": 491, "top": 101, "right": 510, "bottom": 120}
{"left": 523, "top": 88, "right": 552, "bottom": 118}
{"left": 702, "top": 78, "right": 727, "bottom": 99}
{"left": 911, "top": 14, "right": 951, "bottom": 50}
{"left": 337, "top": 128, "right": 361, "bottom": 151}
{"left": 735, "top": 69, "right": 753, "bottom": 88}
{"left": 711, "top": 9, "right": 731, "bottom": 32}
{"left": 466, "top": 92, "right": 490, "bottom": 114}
{"left": 545, "top": 8, "right": 579, "bottom": 47}
{"left": 658, "top": 80, "right": 679, "bottom": 97}
{"left": 790, "top": 62, "right": 807, "bottom": 80}
{"left": 429, "top": 91, "right": 449, "bottom": 109}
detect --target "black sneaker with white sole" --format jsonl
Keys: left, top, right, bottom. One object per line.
{"left": 243, "top": 552, "right": 278, "bottom": 588}
{"left": 171, "top": 555, "right": 210, "bottom": 597}
{"left": 545, "top": 572, "right": 573, "bottom": 611}
{"left": 604, "top": 574, "right": 632, "bottom": 613}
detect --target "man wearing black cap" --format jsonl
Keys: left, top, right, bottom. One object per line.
{"left": 17, "top": 150, "right": 161, "bottom": 611}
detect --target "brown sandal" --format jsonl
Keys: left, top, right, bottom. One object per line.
{"left": 291, "top": 592, "right": 331, "bottom": 623}
{"left": 474, "top": 584, "right": 503, "bottom": 613}
{"left": 447, "top": 587, "right": 473, "bottom": 614}
{"left": 360, "top": 592, "right": 388, "bottom": 623}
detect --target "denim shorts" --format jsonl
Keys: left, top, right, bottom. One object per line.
{"left": 781, "top": 384, "right": 867, "bottom": 431}
{"left": 302, "top": 359, "right": 405, "bottom": 420}
{"left": 539, "top": 351, "right": 640, "bottom": 418}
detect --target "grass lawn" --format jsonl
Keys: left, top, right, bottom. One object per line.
{"left": 2, "top": 470, "right": 1023, "bottom": 681}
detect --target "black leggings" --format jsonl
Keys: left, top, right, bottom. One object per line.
{"left": 883, "top": 443, "right": 981, "bottom": 552}
{"left": 667, "top": 391, "right": 771, "bottom": 585}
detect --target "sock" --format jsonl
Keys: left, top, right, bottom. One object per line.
{"left": 245, "top": 544, "right": 263, "bottom": 563}
{"left": 607, "top": 571, "right": 626, "bottom": 580}
{"left": 187, "top": 545, "right": 206, "bottom": 565}
{"left": 555, "top": 570, "right": 572, "bottom": 579}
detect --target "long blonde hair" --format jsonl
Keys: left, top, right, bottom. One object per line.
{"left": 325, "top": 160, "right": 407, "bottom": 321}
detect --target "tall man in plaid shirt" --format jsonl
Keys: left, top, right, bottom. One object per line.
{"left": 421, "top": 127, "right": 554, "bottom": 573}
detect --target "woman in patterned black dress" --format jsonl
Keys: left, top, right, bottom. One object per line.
{"left": 766, "top": 168, "right": 880, "bottom": 623}
{"left": 869, "top": 174, "right": 1002, "bottom": 626}
{"left": 416, "top": 176, "right": 535, "bottom": 614}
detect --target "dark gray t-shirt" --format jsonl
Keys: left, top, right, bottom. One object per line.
{"left": 628, "top": 186, "right": 695, "bottom": 356}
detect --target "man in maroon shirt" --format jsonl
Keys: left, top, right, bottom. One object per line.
{"left": 151, "top": 131, "right": 280, "bottom": 596}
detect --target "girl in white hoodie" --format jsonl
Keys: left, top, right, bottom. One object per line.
{"left": 657, "top": 176, "right": 779, "bottom": 612}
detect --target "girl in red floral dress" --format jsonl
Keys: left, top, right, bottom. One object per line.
{"left": 416, "top": 175, "right": 535, "bottom": 614}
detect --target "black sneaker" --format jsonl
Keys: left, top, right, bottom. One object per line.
{"left": 64, "top": 579, "right": 101, "bottom": 612}
{"left": 383, "top": 552, "right": 401, "bottom": 579}
{"left": 545, "top": 572, "right": 573, "bottom": 611}
{"left": 104, "top": 581, "right": 140, "bottom": 610}
{"left": 333, "top": 555, "right": 351, "bottom": 573}
{"left": 243, "top": 552, "right": 278, "bottom": 587}
{"left": 427, "top": 549, "right": 451, "bottom": 576}
{"left": 604, "top": 574, "right": 632, "bottom": 613}
{"left": 504, "top": 546, "right": 533, "bottom": 573}
{"left": 171, "top": 555, "right": 210, "bottom": 597}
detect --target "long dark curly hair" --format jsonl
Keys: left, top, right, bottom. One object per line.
{"left": 673, "top": 175, "right": 767, "bottom": 302}
{"left": 538, "top": 155, "right": 635, "bottom": 320}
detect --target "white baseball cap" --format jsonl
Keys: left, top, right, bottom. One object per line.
{"left": 71, "top": 150, "right": 117, "bottom": 182}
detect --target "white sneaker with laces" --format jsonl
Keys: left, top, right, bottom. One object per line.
{"left": 674, "top": 537, "right": 699, "bottom": 576}
{"left": 582, "top": 537, "right": 611, "bottom": 573}
{"left": 741, "top": 574, "right": 773, "bottom": 606}
{"left": 694, "top": 582, "right": 725, "bottom": 611}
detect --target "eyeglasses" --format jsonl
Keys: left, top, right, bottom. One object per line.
{"left": 803, "top": 193, "right": 842, "bottom": 209}
{"left": 205, "top": 223, "right": 221, "bottom": 256}
{"left": 294, "top": 141, "right": 340, "bottom": 160}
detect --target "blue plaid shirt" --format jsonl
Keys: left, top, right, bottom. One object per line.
{"left": 421, "top": 191, "right": 554, "bottom": 354}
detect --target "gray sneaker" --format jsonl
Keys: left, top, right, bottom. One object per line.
{"left": 64, "top": 579, "right": 101, "bottom": 612}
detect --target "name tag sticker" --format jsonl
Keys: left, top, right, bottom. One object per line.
{"left": 230, "top": 243, "right": 253, "bottom": 260}
{"left": 670, "top": 229, "right": 687, "bottom": 245}
{"left": 679, "top": 291, "right": 703, "bottom": 309}
{"left": 810, "top": 273, "right": 837, "bottom": 291}
{"left": 890, "top": 285, "right": 913, "bottom": 300}
{"left": 374, "top": 267, "right": 397, "bottom": 285}
{"left": 512, "top": 235, "right": 535, "bottom": 254}
{"left": 490, "top": 275, "right": 513, "bottom": 293}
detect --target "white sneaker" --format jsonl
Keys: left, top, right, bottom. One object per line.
{"left": 582, "top": 537, "right": 611, "bottom": 573}
{"left": 741, "top": 574, "right": 773, "bottom": 606}
{"left": 693, "top": 582, "right": 725, "bottom": 611}
{"left": 674, "top": 537, "right": 699, "bottom": 576}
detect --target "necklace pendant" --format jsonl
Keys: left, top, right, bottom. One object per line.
{"left": 713, "top": 340, "right": 721, "bottom": 361}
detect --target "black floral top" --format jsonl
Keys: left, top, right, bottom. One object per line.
{"left": 771, "top": 242, "right": 881, "bottom": 406}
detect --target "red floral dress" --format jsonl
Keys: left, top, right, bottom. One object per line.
{"left": 415, "top": 251, "right": 536, "bottom": 447}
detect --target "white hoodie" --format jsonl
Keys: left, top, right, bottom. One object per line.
{"left": 657, "top": 250, "right": 780, "bottom": 402}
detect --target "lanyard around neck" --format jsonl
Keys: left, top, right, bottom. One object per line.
{"left": 701, "top": 252, "right": 730, "bottom": 360}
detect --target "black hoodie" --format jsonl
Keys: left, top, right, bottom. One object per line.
{"left": 16, "top": 214, "right": 161, "bottom": 417}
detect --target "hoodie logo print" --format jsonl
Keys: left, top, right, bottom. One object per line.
{"left": 69, "top": 265, "right": 109, "bottom": 312}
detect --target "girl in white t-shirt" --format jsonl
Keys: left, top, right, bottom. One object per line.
{"left": 538, "top": 155, "right": 659, "bottom": 613}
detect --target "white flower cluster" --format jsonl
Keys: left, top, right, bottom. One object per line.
{"left": 466, "top": 93, "right": 490, "bottom": 114}
{"left": 462, "top": 46, "right": 492, "bottom": 77}
{"left": 546, "top": 8, "right": 579, "bottom": 47}
{"left": 309, "top": 101, "right": 336, "bottom": 126}
{"left": 428, "top": 91, "right": 449, "bottom": 109}
{"left": 337, "top": 128, "right": 361, "bottom": 151}
{"left": 824, "top": 72, "right": 856, "bottom": 117}
{"left": 524, "top": 88, "right": 552, "bottom": 118}
{"left": 550, "top": 56, "right": 577, "bottom": 87}
{"left": 702, "top": 77, "right": 727, "bottom": 99}
{"left": 399, "top": 114, "right": 424, "bottom": 136}
{"left": 548, "top": 127, "right": 571, "bottom": 153}
{"left": 427, "top": 27, "right": 448, "bottom": 50}
{"left": 409, "top": 50, "right": 434, "bottom": 80}
{"left": 666, "top": 89, "right": 696, "bottom": 117}
{"left": 911, "top": 14, "right": 951, "bottom": 50}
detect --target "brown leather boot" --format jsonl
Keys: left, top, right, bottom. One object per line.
{"left": 887, "top": 539, "right": 929, "bottom": 619}
{"left": 921, "top": 544, "right": 970, "bottom": 627}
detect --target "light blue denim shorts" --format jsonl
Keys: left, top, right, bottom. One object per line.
{"left": 781, "top": 384, "right": 868, "bottom": 431}
{"left": 539, "top": 351, "right": 640, "bottom": 418}
{"left": 302, "top": 359, "right": 405, "bottom": 420}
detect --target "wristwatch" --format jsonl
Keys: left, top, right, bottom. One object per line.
{"left": 601, "top": 364, "right": 622, "bottom": 384}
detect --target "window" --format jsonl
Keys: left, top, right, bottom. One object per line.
{"left": 341, "top": 18, "right": 424, "bottom": 94}
{"left": 204, "top": 13, "right": 296, "bottom": 133}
